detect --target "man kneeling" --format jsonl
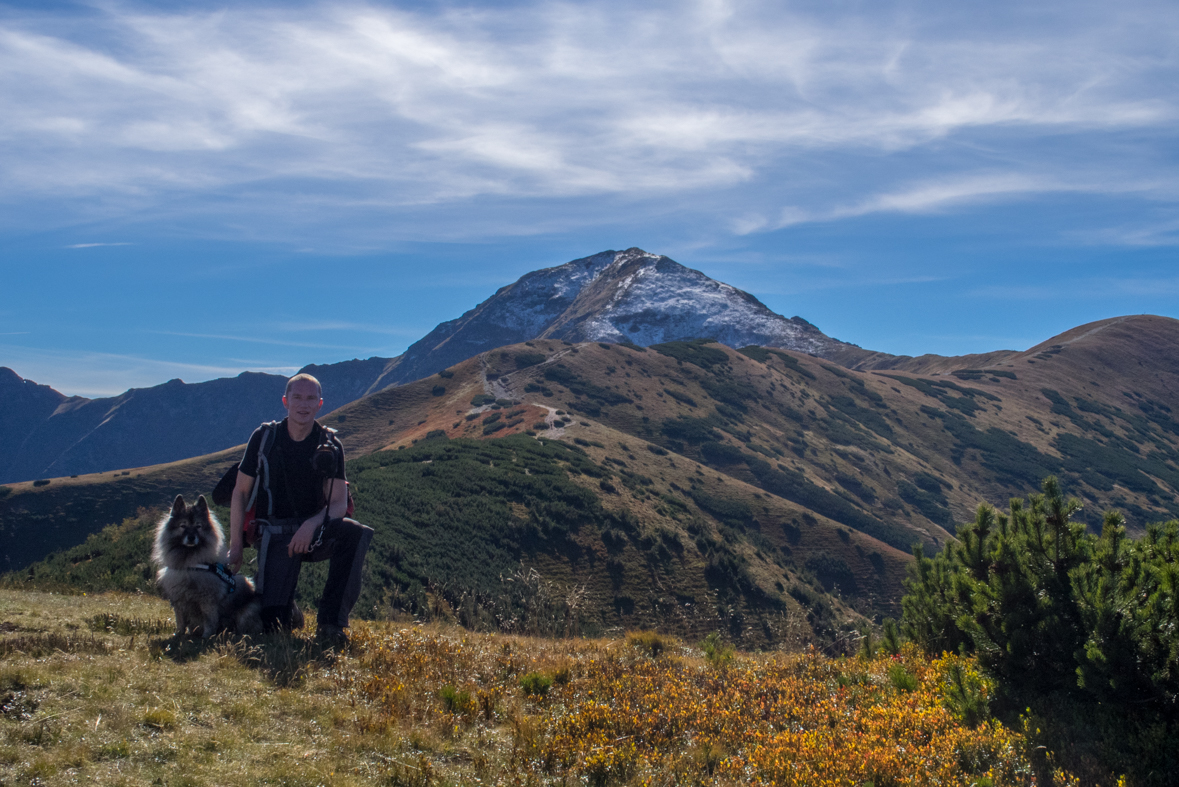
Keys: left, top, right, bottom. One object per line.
{"left": 228, "top": 373, "right": 373, "bottom": 646}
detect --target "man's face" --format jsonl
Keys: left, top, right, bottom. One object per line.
{"left": 283, "top": 380, "right": 323, "bottom": 426}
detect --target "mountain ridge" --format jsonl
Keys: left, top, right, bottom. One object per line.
{"left": 0, "top": 248, "right": 869, "bottom": 483}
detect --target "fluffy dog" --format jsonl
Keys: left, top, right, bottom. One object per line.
{"left": 153, "top": 494, "right": 262, "bottom": 638}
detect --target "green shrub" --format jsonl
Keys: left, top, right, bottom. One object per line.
{"left": 881, "top": 618, "right": 901, "bottom": 655}
{"left": 515, "top": 352, "right": 546, "bottom": 369}
{"left": 690, "top": 489, "right": 754, "bottom": 530}
{"left": 903, "top": 477, "right": 1179, "bottom": 783}
{"left": 651, "top": 339, "right": 728, "bottom": 370}
{"left": 519, "top": 672, "right": 554, "bottom": 697}
{"left": 859, "top": 626, "right": 876, "bottom": 658}
{"left": 941, "top": 660, "right": 990, "bottom": 728}
{"left": 543, "top": 366, "right": 631, "bottom": 406}
{"left": 700, "top": 632, "right": 734, "bottom": 668}
{"left": 439, "top": 684, "right": 474, "bottom": 715}
{"left": 700, "top": 441, "right": 746, "bottom": 465}
{"left": 660, "top": 416, "right": 720, "bottom": 444}
{"left": 888, "top": 663, "right": 918, "bottom": 693}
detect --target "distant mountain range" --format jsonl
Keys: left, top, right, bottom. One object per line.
{"left": 0, "top": 248, "right": 876, "bottom": 484}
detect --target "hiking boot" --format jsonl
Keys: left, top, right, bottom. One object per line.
{"left": 316, "top": 624, "right": 348, "bottom": 650}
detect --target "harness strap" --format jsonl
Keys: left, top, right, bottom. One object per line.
{"left": 187, "top": 563, "right": 237, "bottom": 593}
{"left": 309, "top": 477, "right": 334, "bottom": 553}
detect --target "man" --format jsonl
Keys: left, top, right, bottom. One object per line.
{"left": 228, "top": 373, "right": 373, "bottom": 645}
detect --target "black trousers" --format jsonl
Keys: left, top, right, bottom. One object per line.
{"left": 255, "top": 517, "right": 373, "bottom": 630}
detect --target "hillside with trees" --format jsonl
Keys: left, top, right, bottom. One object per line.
{"left": 5, "top": 316, "right": 1179, "bottom": 651}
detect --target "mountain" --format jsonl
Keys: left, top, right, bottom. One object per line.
{"left": 0, "top": 248, "right": 866, "bottom": 484}
{"left": 0, "top": 370, "right": 287, "bottom": 484}
{"left": 7, "top": 315, "right": 1179, "bottom": 646}
{"left": 378, "top": 248, "right": 872, "bottom": 385}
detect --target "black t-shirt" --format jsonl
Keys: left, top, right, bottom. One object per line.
{"left": 239, "top": 419, "right": 346, "bottom": 520}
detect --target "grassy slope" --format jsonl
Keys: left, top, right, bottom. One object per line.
{"left": 10, "top": 433, "right": 903, "bottom": 648}
{"left": 0, "top": 589, "right": 1066, "bottom": 787}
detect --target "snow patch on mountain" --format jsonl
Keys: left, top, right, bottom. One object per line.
{"left": 574, "top": 251, "right": 846, "bottom": 354}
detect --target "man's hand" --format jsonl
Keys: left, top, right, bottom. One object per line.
{"left": 228, "top": 543, "right": 244, "bottom": 573}
{"left": 288, "top": 518, "right": 320, "bottom": 557}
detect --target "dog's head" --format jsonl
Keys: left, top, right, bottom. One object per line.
{"left": 152, "top": 494, "right": 225, "bottom": 569}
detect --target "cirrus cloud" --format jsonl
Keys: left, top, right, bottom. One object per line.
{"left": 0, "top": 0, "right": 1174, "bottom": 246}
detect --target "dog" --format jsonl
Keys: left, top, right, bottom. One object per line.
{"left": 153, "top": 494, "right": 262, "bottom": 638}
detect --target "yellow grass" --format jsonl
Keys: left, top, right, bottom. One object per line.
{"left": 0, "top": 589, "right": 1075, "bottom": 786}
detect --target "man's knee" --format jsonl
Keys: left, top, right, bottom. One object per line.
{"left": 331, "top": 517, "right": 373, "bottom": 546}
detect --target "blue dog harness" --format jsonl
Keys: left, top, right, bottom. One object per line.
{"left": 187, "top": 562, "right": 237, "bottom": 593}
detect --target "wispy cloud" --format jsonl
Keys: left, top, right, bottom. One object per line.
{"left": 0, "top": 0, "right": 1174, "bottom": 243}
{"left": 736, "top": 173, "right": 1114, "bottom": 233}
{"left": 1065, "top": 217, "right": 1179, "bottom": 247}
{"left": 65, "top": 242, "right": 133, "bottom": 248}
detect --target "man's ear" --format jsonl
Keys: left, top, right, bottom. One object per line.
{"left": 282, "top": 395, "right": 288, "bottom": 408}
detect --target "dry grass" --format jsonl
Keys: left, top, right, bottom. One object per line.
{"left": 0, "top": 589, "right": 1075, "bottom": 786}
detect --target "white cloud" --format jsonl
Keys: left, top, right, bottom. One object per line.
{"left": 0, "top": 0, "right": 1175, "bottom": 242}
{"left": 739, "top": 171, "right": 1169, "bottom": 232}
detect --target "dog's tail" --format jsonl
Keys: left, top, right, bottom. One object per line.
{"left": 225, "top": 575, "right": 262, "bottom": 636}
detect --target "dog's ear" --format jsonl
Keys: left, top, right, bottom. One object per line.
{"left": 195, "top": 495, "right": 209, "bottom": 515}
{"left": 172, "top": 495, "right": 186, "bottom": 516}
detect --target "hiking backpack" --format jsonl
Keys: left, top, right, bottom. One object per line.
{"left": 211, "top": 421, "right": 353, "bottom": 546}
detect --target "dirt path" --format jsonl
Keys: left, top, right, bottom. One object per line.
{"left": 477, "top": 350, "right": 574, "bottom": 435}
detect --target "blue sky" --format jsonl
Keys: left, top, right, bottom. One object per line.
{"left": 1, "top": 0, "right": 1177, "bottom": 397}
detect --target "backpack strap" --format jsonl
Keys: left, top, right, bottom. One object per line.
{"left": 245, "top": 421, "right": 280, "bottom": 519}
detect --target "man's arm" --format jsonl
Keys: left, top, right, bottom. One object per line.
{"left": 228, "top": 470, "right": 255, "bottom": 573}
{"left": 288, "top": 476, "right": 348, "bottom": 557}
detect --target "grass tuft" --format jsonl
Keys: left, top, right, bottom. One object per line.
{"left": 626, "top": 629, "right": 672, "bottom": 658}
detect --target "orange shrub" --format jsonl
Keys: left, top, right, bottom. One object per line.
{"left": 343, "top": 625, "right": 1071, "bottom": 786}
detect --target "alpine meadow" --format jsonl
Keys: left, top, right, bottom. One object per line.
{"left": 3, "top": 247, "right": 1179, "bottom": 785}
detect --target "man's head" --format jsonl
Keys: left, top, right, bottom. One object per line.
{"left": 283, "top": 374, "right": 323, "bottom": 429}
